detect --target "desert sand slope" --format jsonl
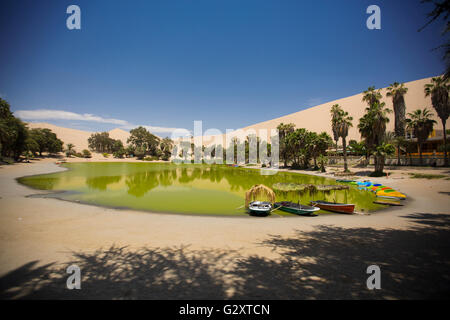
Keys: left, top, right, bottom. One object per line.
{"left": 200, "top": 76, "right": 441, "bottom": 145}
{"left": 241, "top": 76, "right": 439, "bottom": 141}
{"left": 105, "top": 128, "right": 130, "bottom": 144}
{"left": 25, "top": 76, "right": 439, "bottom": 148}
{"left": 26, "top": 123, "right": 130, "bottom": 152}
{"left": 26, "top": 122, "right": 92, "bottom": 151}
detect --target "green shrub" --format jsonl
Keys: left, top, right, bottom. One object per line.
{"left": 113, "top": 148, "right": 126, "bottom": 158}
{"left": 409, "top": 173, "right": 446, "bottom": 179}
{"left": 0, "top": 157, "right": 15, "bottom": 164}
{"left": 125, "top": 145, "right": 135, "bottom": 157}
{"left": 103, "top": 153, "right": 109, "bottom": 158}
{"left": 143, "top": 156, "right": 159, "bottom": 161}
{"left": 23, "top": 151, "right": 33, "bottom": 159}
{"left": 82, "top": 149, "right": 92, "bottom": 158}
{"left": 134, "top": 146, "right": 146, "bottom": 159}
{"left": 317, "top": 155, "right": 328, "bottom": 173}
{"left": 437, "top": 144, "right": 450, "bottom": 152}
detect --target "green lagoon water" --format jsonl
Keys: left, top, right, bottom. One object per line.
{"left": 18, "top": 162, "right": 383, "bottom": 216}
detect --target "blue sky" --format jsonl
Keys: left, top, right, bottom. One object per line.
{"left": 0, "top": 0, "right": 446, "bottom": 135}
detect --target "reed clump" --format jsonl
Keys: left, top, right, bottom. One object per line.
{"left": 245, "top": 184, "right": 276, "bottom": 208}
{"left": 272, "top": 182, "right": 349, "bottom": 194}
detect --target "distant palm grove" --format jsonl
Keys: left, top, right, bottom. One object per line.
{"left": 87, "top": 126, "right": 174, "bottom": 161}
{"left": 0, "top": 97, "right": 175, "bottom": 162}
{"left": 327, "top": 76, "right": 449, "bottom": 175}
{"left": 1, "top": 75, "right": 449, "bottom": 170}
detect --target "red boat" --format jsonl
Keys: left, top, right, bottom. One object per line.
{"left": 310, "top": 200, "right": 355, "bottom": 214}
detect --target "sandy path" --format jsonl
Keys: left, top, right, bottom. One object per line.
{"left": 0, "top": 160, "right": 449, "bottom": 299}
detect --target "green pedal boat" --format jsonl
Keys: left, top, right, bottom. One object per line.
{"left": 274, "top": 201, "right": 320, "bottom": 216}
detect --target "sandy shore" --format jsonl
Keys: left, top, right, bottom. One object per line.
{"left": 0, "top": 159, "right": 449, "bottom": 299}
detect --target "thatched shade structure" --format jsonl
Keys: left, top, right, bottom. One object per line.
{"left": 245, "top": 184, "right": 276, "bottom": 208}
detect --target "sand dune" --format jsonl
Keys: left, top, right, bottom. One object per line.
{"left": 26, "top": 76, "right": 440, "bottom": 148}
{"left": 201, "top": 75, "right": 441, "bottom": 145}
{"left": 106, "top": 128, "right": 131, "bottom": 145}
{"left": 242, "top": 76, "right": 439, "bottom": 141}
{"left": 26, "top": 122, "right": 130, "bottom": 152}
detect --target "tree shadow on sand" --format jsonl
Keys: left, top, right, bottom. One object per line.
{"left": 0, "top": 245, "right": 236, "bottom": 300}
{"left": 0, "top": 213, "right": 449, "bottom": 299}
{"left": 250, "top": 212, "right": 450, "bottom": 300}
{"left": 353, "top": 170, "right": 377, "bottom": 177}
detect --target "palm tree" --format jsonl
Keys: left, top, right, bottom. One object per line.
{"left": 406, "top": 108, "right": 437, "bottom": 166}
{"left": 310, "top": 132, "right": 332, "bottom": 170}
{"left": 392, "top": 136, "right": 408, "bottom": 166}
{"left": 277, "top": 123, "right": 295, "bottom": 167}
{"left": 424, "top": 76, "right": 449, "bottom": 166}
{"left": 387, "top": 82, "right": 408, "bottom": 165}
{"left": 337, "top": 110, "right": 353, "bottom": 172}
{"left": 362, "top": 86, "right": 382, "bottom": 107}
{"left": 372, "top": 143, "right": 396, "bottom": 174}
{"left": 317, "top": 154, "right": 328, "bottom": 172}
{"left": 358, "top": 101, "right": 392, "bottom": 175}
{"left": 383, "top": 131, "right": 408, "bottom": 166}
{"left": 359, "top": 102, "right": 392, "bottom": 149}
{"left": 330, "top": 104, "right": 342, "bottom": 153}
{"left": 383, "top": 131, "right": 396, "bottom": 143}
{"left": 65, "top": 143, "right": 75, "bottom": 157}
{"left": 418, "top": 1, "right": 450, "bottom": 79}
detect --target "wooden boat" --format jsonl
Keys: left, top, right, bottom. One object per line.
{"left": 274, "top": 201, "right": 319, "bottom": 216}
{"left": 310, "top": 200, "right": 355, "bottom": 214}
{"left": 248, "top": 201, "right": 272, "bottom": 216}
{"left": 335, "top": 179, "right": 355, "bottom": 183}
